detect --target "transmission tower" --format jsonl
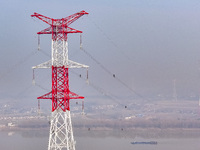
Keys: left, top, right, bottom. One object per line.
{"left": 31, "top": 10, "right": 89, "bottom": 150}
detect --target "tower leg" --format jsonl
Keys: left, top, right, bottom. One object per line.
{"left": 48, "top": 109, "right": 76, "bottom": 150}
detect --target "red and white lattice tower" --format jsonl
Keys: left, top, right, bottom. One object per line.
{"left": 31, "top": 10, "right": 89, "bottom": 150}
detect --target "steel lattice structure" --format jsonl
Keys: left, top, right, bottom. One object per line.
{"left": 31, "top": 10, "right": 89, "bottom": 150}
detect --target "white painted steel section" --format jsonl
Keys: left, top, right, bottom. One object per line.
{"left": 32, "top": 59, "right": 88, "bottom": 69}
{"left": 48, "top": 109, "right": 75, "bottom": 150}
{"left": 32, "top": 60, "right": 52, "bottom": 69}
{"left": 32, "top": 39, "right": 88, "bottom": 69}
{"left": 52, "top": 39, "right": 68, "bottom": 67}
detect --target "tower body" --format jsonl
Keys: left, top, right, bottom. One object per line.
{"left": 31, "top": 11, "right": 89, "bottom": 150}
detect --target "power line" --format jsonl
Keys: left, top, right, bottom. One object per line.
{"left": 88, "top": 16, "right": 133, "bottom": 62}
{"left": 81, "top": 47, "right": 145, "bottom": 99}
{"left": 69, "top": 69, "right": 125, "bottom": 107}
{"left": 0, "top": 50, "right": 38, "bottom": 80}
{"left": 86, "top": 17, "right": 146, "bottom": 99}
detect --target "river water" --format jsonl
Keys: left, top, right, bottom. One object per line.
{"left": 0, "top": 129, "right": 200, "bottom": 150}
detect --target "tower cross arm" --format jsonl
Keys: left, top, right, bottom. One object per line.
{"left": 68, "top": 60, "right": 89, "bottom": 68}
{"left": 31, "top": 12, "right": 53, "bottom": 25}
{"left": 62, "top": 10, "right": 89, "bottom": 26}
{"left": 36, "top": 26, "right": 83, "bottom": 34}
{"left": 31, "top": 11, "right": 88, "bottom": 27}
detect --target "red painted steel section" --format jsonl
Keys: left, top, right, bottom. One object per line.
{"left": 37, "top": 66, "right": 84, "bottom": 111}
{"left": 31, "top": 11, "right": 88, "bottom": 40}
{"left": 31, "top": 11, "right": 88, "bottom": 26}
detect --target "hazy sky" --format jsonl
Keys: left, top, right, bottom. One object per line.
{"left": 1, "top": 0, "right": 200, "bottom": 108}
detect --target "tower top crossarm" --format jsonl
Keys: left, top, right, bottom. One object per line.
{"left": 31, "top": 10, "right": 88, "bottom": 26}
{"left": 31, "top": 10, "right": 89, "bottom": 36}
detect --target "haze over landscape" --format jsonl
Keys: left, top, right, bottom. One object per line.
{"left": 0, "top": 0, "right": 200, "bottom": 128}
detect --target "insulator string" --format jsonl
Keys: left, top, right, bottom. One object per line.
{"left": 32, "top": 69, "right": 36, "bottom": 85}
{"left": 38, "top": 99, "right": 40, "bottom": 114}
{"left": 86, "top": 68, "right": 89, "bottom": 84}
{"left": 82, "top": 100, "right": 85, "bottom": 115}
{"left": 80, "top": 33, "right": 83, "bottom": 49}
{"left": 38, "top": 34, "right": 40, "bottom": 50}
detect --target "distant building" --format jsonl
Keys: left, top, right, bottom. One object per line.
{"left": 8, "top": 122, "right": 15, "bottom": 127}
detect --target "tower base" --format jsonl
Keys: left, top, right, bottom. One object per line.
{"left": 48, "top": 109, "right": 75, "bottom": 150}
